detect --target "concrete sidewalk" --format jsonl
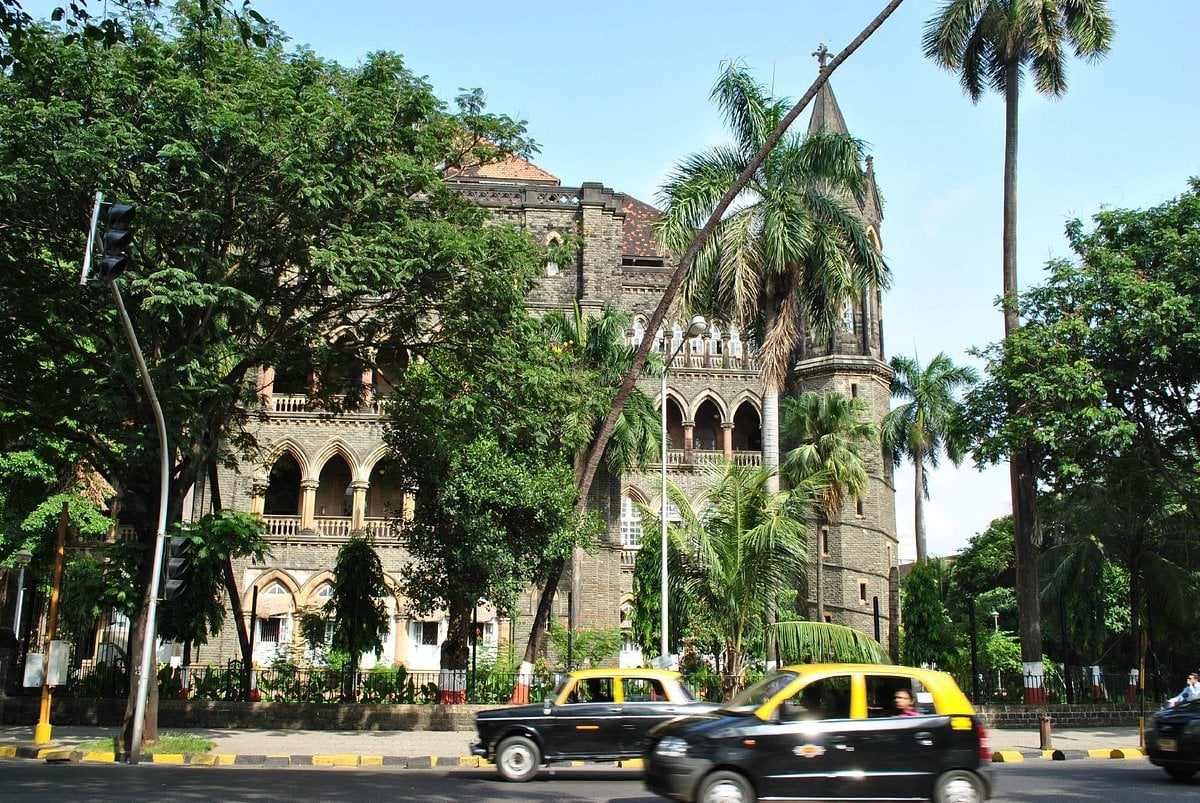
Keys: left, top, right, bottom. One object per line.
{"left": 0, "top": 723, "right": 1147, "bottom": 767}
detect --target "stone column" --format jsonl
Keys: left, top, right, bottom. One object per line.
{"left": 261, "top": 365, "right": 275, "bottom": 410}
{"left": 721, "top": 423, "right": 734, "bottom": 460}
{"left": 720, "top": 332, "right": 731, "bottom": 368}
{"left": 349, "top": 480, "right": 369, "bottom": 531}
{"left": 299, "top": 479, "right": 319, "bottom": 532}
{"left": 683, "top": 421, "right": 695, "bottom": 463}
{"left": 250, "top": 471, "right": 268, "bottom": 517}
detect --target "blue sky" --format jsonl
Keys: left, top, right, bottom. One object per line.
{"left": 27, "top": 1, "right": 1200, "bottom": 559}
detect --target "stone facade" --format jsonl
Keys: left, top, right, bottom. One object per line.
{"left": 195, "top": 77, "right": 899, "bottom": 671}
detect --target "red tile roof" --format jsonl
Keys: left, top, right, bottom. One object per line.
{"left": 621, "top": 196, "right": 667, "bottom": 260}
{"left": 454, "top": 153, "right": 559, "bottom": 184}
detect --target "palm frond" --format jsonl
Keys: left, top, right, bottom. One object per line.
{"left": 773, "top": 620, "right": 891, "bottom": 664}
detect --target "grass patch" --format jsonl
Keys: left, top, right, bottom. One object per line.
{"left": 75, "top": 732, "right": 215, "bottom": 755}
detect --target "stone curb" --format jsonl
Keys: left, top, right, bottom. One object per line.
{"left": 990, "top": 747, "right": 1144, "bottom": 762}
{"left": 3, "top": 745, "right": 1147, "bottom": 767}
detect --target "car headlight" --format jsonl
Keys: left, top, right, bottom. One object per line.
{"left": 656, "top": 736, "right": 689, "bottom": 758}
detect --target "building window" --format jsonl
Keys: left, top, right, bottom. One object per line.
{"left": 258, "top": 617, "right": 281, "bottom": 643}
{"left": 842, "top": 300, "right": 854, "bottom": 331}
{"left": 850, "top": 382, "right": 859, "bottom": 399}
{"left": 411, "top": 621, "right": 439, "bottom": 646}
{"left": 620, "top": 497, "right": 643, "bottom": 548}
{"left": 856, "top": 498, "right": 864, "bottom": 517}
{"left": 821, "top": 527, "right": 830, "bottom": 557}
{"left": 859, "top": 580, "right": 869, "bottom": 604}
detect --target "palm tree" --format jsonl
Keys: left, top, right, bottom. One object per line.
{"left": 882, "top": 352, "right": 978, "bottom": 562}
{"left": 657, "top": 63, "right": 888, "bottom": 495}
{"left": 923, "top": 0, "right": 1114, "bottom": 688}
{"left": 780, "top": 391, "right": 877, "bottom": 621}
{"left": 667, "top": 461, "right": 809, "bottom": 695}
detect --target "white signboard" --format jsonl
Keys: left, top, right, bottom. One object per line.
{"left": 22, "top": 641, "right": 70, "bottom": 687}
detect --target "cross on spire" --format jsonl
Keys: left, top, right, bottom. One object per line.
{"left": 812, "top": 42, "right": 831, "bottom": 68}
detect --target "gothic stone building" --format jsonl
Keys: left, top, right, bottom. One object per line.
{"left": 198, "top": 76, "right": 898, "bottom": 671}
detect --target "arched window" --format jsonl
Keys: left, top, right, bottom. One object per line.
{"left": 620, "top": 497, "right": 643, "bottom": 548}
{"left": 632, "top": 320, "right": 645, "bottom": 349}
{"left": 729, "top": 326, "right": 742, "bottom": 358}
{"left": 545, "top": 233, "right": 562, "bottom": 276}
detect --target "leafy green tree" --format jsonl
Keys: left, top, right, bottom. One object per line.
{"left": 57, "top": 554, "right": 107, "bottom": 645}
{"left": 882, "top": 353, "right": 977, "bottom": 561}
{"left": 668, "top": 462, "right": 809, "bottom": 694}
{"left": 657, "top": 64, "right": 889, "bottom": 496}
{"left": 0, "top": 5, "right": 535, "bottom": 746}
{"left": 772, "top": 621, "right": 890, "bottom": 665}
{"left": 325, "top": 535, "right": 390, "bottom": 701}
{"left": 900, "top": 558, "right": 959, "bottom": 670}
{"left": 780, "top": 391, "right": 877, "bottom": 619}
{"left": 923, "top": 0, "right": 1115, "bottom": 675}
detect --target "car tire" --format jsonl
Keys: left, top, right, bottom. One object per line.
{"left": 495, "top": 735, "right": 541, "bottom": 782}
{"left": 698, "top": 769, "right": 756, "bottom": 803}
{"left": 1164, "top": 765, "right": 1197, "bottom": 781}
{"left": 933, "top": 769, "right": 985, "bottom": 803}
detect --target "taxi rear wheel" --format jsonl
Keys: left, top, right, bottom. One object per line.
{"left": 933, "top": 769, "right": 984, "bottom": 803}
{"left": 495, "top": 735, "right": 540, "bottom": 782}
{"left": 698, "top": 770, "right": 755, "bottom": 803}
{"left": 1164, "top": 765, "right": 1196, "bottom": 781}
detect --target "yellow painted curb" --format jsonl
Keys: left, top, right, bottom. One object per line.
{"left": 1087, "top": 748, "right": 1112, "bottom": 758}
{"left": 1110, "top": 748, "right": 1143, "bottom": 759}
{"left": 991, "top": 751, "right": 1024, "bottom": 762}
{"left": 360, "top": 755, "right": 383, "bottom": 766}
{"left": 619, "top": 758, "right": 645, "bottom": 769}
{"left": 80, "top": 751, "right": 116, "bottom": 763}
{"left": 0, "top": 747, "right": 17, "bottom": 758}
{"left": 151, "top": 753, "right": 186, "bottom": 764}
{"left": 457, "top": 756, "right": 483, "bottom": 767}
{"left": 37, "top": 748, "right": 69, "bottom": 760}
{"left": 189, "top": 754, "right": 234, "bottom": 766}
{"left": 313, "top": 754, "right": 359, "bottom": 767}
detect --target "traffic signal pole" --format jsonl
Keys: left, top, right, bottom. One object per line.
{"left": 81, "top": 192, "right": 169, "bottom": 764}
{"left": 111, "top": 280, "right": 171, "bottom": 765}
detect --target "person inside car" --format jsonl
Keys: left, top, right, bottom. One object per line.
{"left": 894, "top": 688, "right": 919, "bottom": 716}
{"left": 1167, "top": 671, "right": 1200, "bottom": 707}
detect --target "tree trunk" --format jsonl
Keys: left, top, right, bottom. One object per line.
{"left": 814, "top": 522, "right": 825, "bottom": 622}
{"left": 439, "top": 600, "right": 471, "bottom": 704}
{"left": 1002, "top": 63, "right": 1044, "bottom": 695}
{"left": 119, "top": 526, "right": 159, "bottom": 756}
{"left": 517, "top": 0, "right": 907, "bottom": 688}
{"left": 762, "top": 384, "right": 781, "bottom": 495}
{"left": 913, "top": 457, "right": 927, "bottom": 562}
{"left": 206, "top": 462, "right": 254, "bottom": 699}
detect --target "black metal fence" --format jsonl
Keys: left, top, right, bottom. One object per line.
{"left": 952, "top": 665, "right": 1160, "bottom": 706}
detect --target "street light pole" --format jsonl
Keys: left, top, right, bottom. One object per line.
{"left": 661, "top": 316, "right": 707, "bottom": 667}
{"left": 11, "top": 549, "right": 32, "bottom": 638}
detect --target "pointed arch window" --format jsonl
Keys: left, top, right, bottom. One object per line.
{"left": 620, "top": 496, "right": 643, "bottom": 548}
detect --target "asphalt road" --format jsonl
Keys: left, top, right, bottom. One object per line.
{"left": 0, "top": 759, "right": 1195, "bottom": 801}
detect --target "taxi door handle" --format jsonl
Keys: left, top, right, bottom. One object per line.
{"left": 914, "top": 731, "right": 934, "bottom": 747}
{"left": 831, "top": 736, "right": 854, "bottom": 751}
{"left": 606, "top": 706, "right": 622, "bottom": 714}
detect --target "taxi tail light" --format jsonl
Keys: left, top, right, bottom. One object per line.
{"left": 976, "top": 721, "right": 990, "bottom": 761}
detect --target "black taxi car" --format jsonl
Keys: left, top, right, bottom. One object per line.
{"left": 473, "top": 668, "right": 714, "bottom": 782}
{"left": 1145, "top": 698, "right": 1200, "bottom": 780}
{"left": 643, "top": 663, "right": 992, "bottom": 803}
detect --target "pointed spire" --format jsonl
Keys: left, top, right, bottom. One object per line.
{"left": 807, "top": 43, "right": 850, "bottom": 138}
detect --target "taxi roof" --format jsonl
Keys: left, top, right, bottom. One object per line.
{"left": 566, "top": 667, "right": 682, "bottom": 681}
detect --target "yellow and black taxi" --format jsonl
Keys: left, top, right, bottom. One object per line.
{"left": 472, "top": 667, "right": 716, "bottom": 782}
{"left": 1145, "top": 698, "right": 1200, "bottom": 781}
{"left": 643, "top": 663, "right": 992, "bottom": 803}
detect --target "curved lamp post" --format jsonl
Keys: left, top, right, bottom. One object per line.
{"left": 661, "top": 315, "right": 707, "bottom": 667}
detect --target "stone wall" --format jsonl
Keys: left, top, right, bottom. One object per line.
{"left": 978, "top": 703, "right": 1141, "bottom": 729}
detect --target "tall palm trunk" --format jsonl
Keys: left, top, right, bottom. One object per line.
{"left": 1002, "top": 63, "right": 1044, "bottom": 692}
{"left": 913, "top": 454, "right": 927, "bottom": 562}
{"left": 763, "top": 383, "right": 781, "bottom": 494}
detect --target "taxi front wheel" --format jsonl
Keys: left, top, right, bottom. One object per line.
{"left": 933, "top": 769, "right": 984, "bottom": 803}
{"left": 495, "top": 735, "right": 541, "bottom": 782}
{"left": 698, "top": 770, "right": 755, "bottom": 803}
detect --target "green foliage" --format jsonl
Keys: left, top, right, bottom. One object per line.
{"left": 781, "top": 391, "right": 877, "bottom": 522}
{"left": 772, "top": 621, "right": 890, "bottom": 665}
{"left": 547, "top": 620, "right": 622, "bottom": 668}
{"left": 666, "top": 461, "right": 810, "bottom": 690}
{"left": 326, "top": 536, "right": 390, "bottom": 672}
{"left": 58, "top": 554, "right": 107, "bottom": 643}
{"left": 900, "top": 559, "right": 959, "bottom": 669}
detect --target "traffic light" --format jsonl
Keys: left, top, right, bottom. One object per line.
{"left": 95, "top": 202, "right": 135, "bottom": 280}
{"left": 163, "top": 535, "right": 192, "bottom": 601}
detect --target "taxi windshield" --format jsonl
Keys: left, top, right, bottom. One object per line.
{"left": 720, "top": 670, "right": 799, "bottom": 714}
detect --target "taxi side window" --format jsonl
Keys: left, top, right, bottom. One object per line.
{"left": 781, "top": 676, "right": 851, "bottom": 721}
{"left": 866, "top": 675, "right": 933, "bottom": 717}
{"left": 622, "top": 677, "right": 667, "bottom": 702}
{"left": 570, "top": 677, "right": 614, "bottom": 703}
